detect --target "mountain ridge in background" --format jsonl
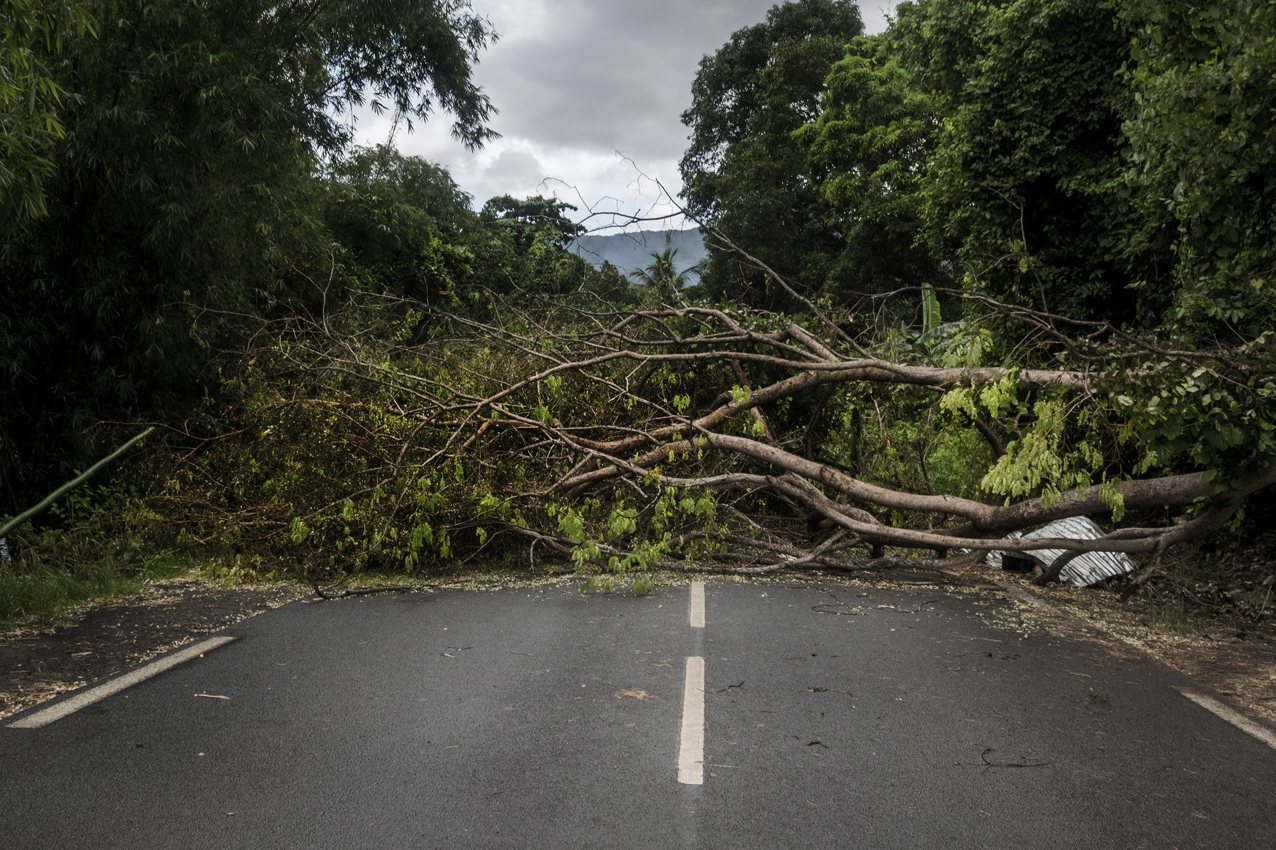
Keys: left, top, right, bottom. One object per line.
{"left": 570, "top": 229, "right": 709, "bottom": 281}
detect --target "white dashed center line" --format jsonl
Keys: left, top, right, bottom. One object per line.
{"left": 679, "top": 582, "right": 707, "bottom": 784}
{"left": 678, "top": 655, "right": 706, "bottom": 784}
{"left": 689, "top": 581, "right": 705, "bottom": 628}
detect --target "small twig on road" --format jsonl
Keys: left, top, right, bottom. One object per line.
{"left": 707, "top": 681, "right": 745, "bottom": 693}
{"left": 812, "top": 591, "right": 868, "bottom": 615}
{"left": 976, "top": 748, "right": 1050, "bottom": 773}
{"left": 811, "top": 602, "right": 866, "bottom": 615}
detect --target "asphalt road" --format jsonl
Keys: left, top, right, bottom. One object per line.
{"left": 2, "top": 580, "right": 1274, "bottom": 849}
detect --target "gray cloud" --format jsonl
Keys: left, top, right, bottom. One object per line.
{"left": 483, "top": 149, "right": 545, "bottom": 186}
{"left": 473, "top": 0, "right": 788, "bottom": 161}
{"left": 369, "top": 1, "right": 897, "bottom": 219}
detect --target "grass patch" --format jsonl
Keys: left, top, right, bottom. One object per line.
{"left": 1142, "top": 601, "right": 1197, "bottom": 635}
{"left": 0, "top": 562, "right": 136, "bottom": 627}
{"left": 0, "top": 537, "right": 192, "bottom": 629}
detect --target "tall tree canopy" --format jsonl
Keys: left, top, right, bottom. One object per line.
{"left": 1119, "top": 0, "right": 1276, "bottom": 342}
{"left": 470, "top": 195, "right": 632, "bottom": 300}
{"left": 790, "top": 0, "right": 1156, "bottom": 324}
{"left": 678, "top": 0, "right": 863, "bottom": 308}
{"left": 794, "top": 13, "right": 950, "bottom": 311}
{"left": 479, "top": 195, "right": 585, "bottom": 252}
{"left": 324, "top": 144, "right": 479, "bottom": 305}
{"left": 0, "top": 0, "right": 498, "bottom": 513}
{"left": 0, "top": 0, "right": 94, "bottom": 226}
{"left": 915, "top": 0, "right": 1155, "bottom": 324}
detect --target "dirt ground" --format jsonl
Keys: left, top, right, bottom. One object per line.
{"left": 1, "top": 568, "right": 1274, "bottom": 729}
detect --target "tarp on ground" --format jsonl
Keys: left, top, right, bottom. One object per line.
{"left": 985, "top": 516, "right": 1135, "bottom": 587}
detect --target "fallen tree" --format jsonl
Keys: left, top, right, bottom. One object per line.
{"left": 142, "top": 244, "right": 1276, "bottom": 591}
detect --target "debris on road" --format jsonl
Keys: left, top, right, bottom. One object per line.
{"left": 985, "top": 517, "right": 1134, "bottom": 586}
{"left": 614, "top": 689, "right": 650, "bottom": 699}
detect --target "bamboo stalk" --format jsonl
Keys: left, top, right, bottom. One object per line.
{"left": 0, "top": 427, "right": 155, "bottom": 539}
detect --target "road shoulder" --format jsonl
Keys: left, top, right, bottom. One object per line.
{"left": 0, "top": 575, "right": 299, "bottom": 719}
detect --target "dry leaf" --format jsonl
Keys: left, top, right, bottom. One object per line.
{"left": 614, "top": 689, "right": 649, "bottom": 700}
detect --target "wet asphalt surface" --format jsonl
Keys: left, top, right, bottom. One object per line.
{"left": 1, "top": 580, "right": 1273, "bottom": 849}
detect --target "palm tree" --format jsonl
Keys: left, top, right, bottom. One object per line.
{"left": 630, "top": 233, "right": 698, "bottom": 304}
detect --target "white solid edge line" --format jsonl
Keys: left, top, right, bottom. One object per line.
{"left": 1180, "top": 690, "right": 1276, "bottom": 751}
{"left": 689, "top": 581, "right": 705, "bottom": 629}
{"left": 7, "top": 635, "right": 238, "bottom": 729}
{"left": 678, "top": 656, "right": 705, "bottom": 785}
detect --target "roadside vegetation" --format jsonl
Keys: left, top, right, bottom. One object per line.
{"left": 2, "top": 0, "right": 1274, "bottom": 631}
{"left": 0, "top": 485, "right": 194, "bottom": 627}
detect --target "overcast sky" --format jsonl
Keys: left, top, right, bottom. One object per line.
{"left": 352, "top": 1, "right": 896, "bottom": 230}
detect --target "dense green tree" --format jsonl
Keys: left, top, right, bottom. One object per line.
{"left": 1118, "top": 0, "right": 1276, "bottom": 342}
{"left": 329, "top": 145, "right": 479, "bottom": 242}
{"left": 797, "top": 0, "right": 1276, "bottom": 493}
{"left": 0, "top": 0, "right": 93, "bottom": 226}
{"left": 792, "top": 0, "right": 1184, "bottom": 329}
{"left": 324, "top": 145, "right": 479, "bottom": 305}
{"left": 1094, "top": 0, "right": 1276, "bottom": 495}
{"left": 678, "top": 0, "right": 862, "bottom": 308}
{"left": 0, "top": 0, "right": 497, "bottom": 514}
{"left": 913, "top": 0, "right": 1156, "bottom": 324}
{"left": 466, "top": 198, "right": 622, "bottom": 300}
{"left": 478, "top": 195, "right": 585, "bottom": 251}
{"left": 795, "top": 17, "right": 950, "bottom": 311}
{"left": 464, "top": 195, "right": 629, "bottom": 300}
